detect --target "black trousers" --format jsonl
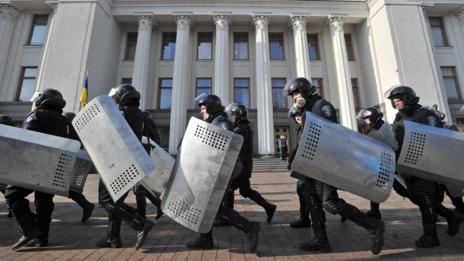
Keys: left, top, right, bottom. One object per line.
{"left": 5, "top": 185, "right": 54, "bottom": 239}
{"left": 224, "top": 177, "right": 273, "bottom": 212}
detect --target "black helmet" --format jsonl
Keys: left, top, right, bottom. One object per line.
{"left": 225, "top": 103, "right": 248, "bottom": 121}
{"left": 385, "top": 85, "right": 419, "bottom": 109}
{"left": 62, "top": 112, "right": 76, "bottom": 121}
{"left": 0, "top": 115, "right": 14, "bottom": 126}
{"left": 357, "top": 107, "right": 383, "bottom": 125}
{"left": 108, "top": 84, "right": 140, "bottom": 105}
{"left": 195, "top": 93, "right": 224, "bottom": 114}
{"left": 283, "top": 78, "right": 316, "bottom": 99}
{"left": 32, "top": 88, "right": 66, "bottom": 109}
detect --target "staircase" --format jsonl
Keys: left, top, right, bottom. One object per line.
{"left": 252, "top": 157, "right": 289, "bottom": 172}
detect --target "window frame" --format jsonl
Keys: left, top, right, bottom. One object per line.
{"left": 269, "top": 32, "right": 285, "bottom": 61}
{"left": 233, "top": 78, "right": 250, "bottom": 108}
{"left": 124, "top": 32, "right": 138, "bottom": 61}
{"left": 233, "top": 32, "right": 249, "bottom": 60}
{"left": 344, "top": 34, "right": 356, "bottom": 61}
{"left": 429, "top": 17, "right": 450, "bottom": 47}
{"left": 160, "top": 32, "right": 177, "bottom": 60}
{"left": 157, "top": 78, "right": 173, "bottom": 109}
{"left": 307, "top": 33, "right": 321, "bottom": 61}
{"left": 351, "top": 78, "right": 361, "bottom": 109}
{"left": 271, "top": 78, "right": 287, "bottom": 109}
{"left": 197, "top": 32, "right": 213, "bottom": 60}
{"left": 311, "top": 78, "right": 324, "bottom": 98}
{"left": 16, "top": 66, "right": 38, "bottom": 101}
{"left": 441, "top": 66, "right": 462, "bottom": 103}
{"left": 195, "top": 77, "right": 213, "bottom": 97}
{"left": 28, "top": 14, "right": 49, "bottom": 46}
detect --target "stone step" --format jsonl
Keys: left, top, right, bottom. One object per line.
{"left": 252, "top": 157, "right": 289, "bottom": 172}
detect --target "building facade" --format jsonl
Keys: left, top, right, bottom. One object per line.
{"left": 0, "top": 0, "right": 463, "bottom": 155}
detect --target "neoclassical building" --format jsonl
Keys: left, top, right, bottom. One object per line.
{"left": 0, "top": 0, "right": 463, "bottom": 155}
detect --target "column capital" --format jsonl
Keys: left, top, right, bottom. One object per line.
{"left": 456, "top": 7, "right": 464, "bottom": 23}
{"left": 0, "top": 4, "right": 19, "bottom": 23}
{"left": 137, "top": 15, "right": 155, "bottom": 27}
{"left": 328, "top": 16, "right": 345, "bottom": 35}
{"left": 175, "top": 15, "right": 192, "bottom": 31}
{"left": 253, "top": 15, "right": 269, "bottom": 31}
{"left": 290, "top": 16, "right": 307, "bottom": 32}
{"left": 213, "top": 15, "right": 230, "bottom": 30}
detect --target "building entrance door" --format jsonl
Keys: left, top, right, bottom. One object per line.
{"left": 275, "top": 126, "right": 290, "bottom": 158}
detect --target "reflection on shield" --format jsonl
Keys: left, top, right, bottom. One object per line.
{"left": 72, "top": 96, "right": 157, "bottom": 202}
{"left": 162, "top": 117, "right": 243, "bottom": 233}
{"left": 0, "top": 124, "right": 81, "bottom": 196}
{"left": 398, "top": 121, "right": 464, "bottom": 187}
{"left": 69, "top": 150, "right": 93, "bottom": 194}
{"left": 139, "top": 136, "right": 175, "bottom": 197}
{"left": 292, "top": 112, "right": 396, "bottom": 203}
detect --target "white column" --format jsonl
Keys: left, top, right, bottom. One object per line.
{"left": 169, "top": 15, "right": 192, "bottom": 154}
{"left": 253, "top": 15, "right": 275, "bottom": 156}
{"left": 457, "top": 8, "right": 464, "bottom": 32}
{"left": 132, "top": 15, "right": 154, "bottom": 110}
{"left": 213, "top": 15, "right": 230, "bottom": 104}
{"left": 328, "top": 17, "right": 357, "bottom": 130}
{"left": 0, "top": 5, "right": 19, "bottom": 87}
{"left": 291, "top": 16, "right": 311, "bottom": 79}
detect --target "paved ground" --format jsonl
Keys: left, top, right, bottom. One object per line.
{"left": 1, "top": 172, "right": 464, "bottom": 260}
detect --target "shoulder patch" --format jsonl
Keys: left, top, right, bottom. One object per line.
{"left": 25, "top": 114, "right": 37, "bottom": 123}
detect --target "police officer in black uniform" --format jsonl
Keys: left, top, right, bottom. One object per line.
{"left": 284, "top": 78, "right": 385, "bottom": 255}
{"left": 0, "top": 115, "right": 15, "bottom": 218}
{"left": 96, "top": 84, "right": 155, "bottom": 250}
{"left": 287, "top": 108, "right": 312, "bottom": 228}
{"left": 186, "top": 94, "right": 260, "bottom": 253}
{"left": 62, "top": 112, "right": 95, "bottom": 223}
{"left": 5, "top": 89, "right": 70, "bottom": 250}
{"left": 386, "top": 85, "right": 463, "bottom": 248}
{"left": 223, "top": 103, "right": 277, "bottom": 223}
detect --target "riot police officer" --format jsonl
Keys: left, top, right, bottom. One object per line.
{"left": 186, "top": 94, "right": 260, "bottom": 253}
{"left": 287, "top": 107, "right": 312, "bottom": 228}
{"left": 284, "top": 78, "right": 385, "bottom": 255}
{"left": 386, "top": 85, "right": 463, "bottom": 248}
{"left": 223, "top": 103, "right": 277, "bottom": 223}
{"left": 62, "top": 112, "right": 95, "bottom": 223}
{"left": 96, "top": 84, "right": 155, "bottom": 250}
{"left": 5, "top": 89, "right": 70, "bottom": 250}
{"left": 0, "top": 115, "right": 14, "bottom": 218}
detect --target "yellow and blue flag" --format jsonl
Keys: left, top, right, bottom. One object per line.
{"left": 80, "top": 72, "right": 88, "bottom": 109}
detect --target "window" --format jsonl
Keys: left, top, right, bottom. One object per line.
{"left": 158, "top": 78, "right": 173, "bottom": 109}
{"left": 429, "top": 17, "right": 449, "bottom": 47}
{"left": 351, "top": 78, "right": 361, "bottom": 109}
{"left": 196, "top": 78, "right": 212, "bottom": 96}
{"left": 344, "top": 34, "right": 355, "bottom": 61}
{"left": 311, "top": 78, "right": 324, "bottom": 98}
{"left": 161, "top": 32, "right": 176, "bottom": 60}
{"left": 456, "top": 118, "right": 464, "bottom": 132}
{"left": 121, "top": 78, "right": 132, "bottom": 84}
{"left": 197, "top": 32, "right": 213, "bottom": 60}
{"left": 269, "top": 33, "right": 285, "bottom": 60}
{"left": 307, "top": 33, "right": 320, "bottom": 61}
{"left": 28, "top": 15, "right": 48, "bottom": 45}
{"left": 234, "top": 78, "right": 250, "bottom": 108}
{"left": 17, "top": 67, "right": 38, "bottom": 101}
{"left": 233, "top": 32, "right": 249, "bottom": 60}
{"left": 272, "top": 78, "right": 287, "bottom": 109}
{"left": 124, "top": 32, "right": 138, "bottom": 60}
{"left": 441, "top": 67, "right": 462, "bottom": 103}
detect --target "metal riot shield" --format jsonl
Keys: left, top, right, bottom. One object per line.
{"left": 0, "top": 124, "right": 81, "bottom": 196}
{"left": 69, "top": 150, "right": 93, "bottom": 194}
{"left": 397, "top": 121, "right": 464, "bottom": 187}
{"left": 161, "top": 117, "right": 243, "bottom": 233}
{"left": 139, "top": 136, "right": 175, "bottom": 197}
{"left": 366, "top": 122, "right": 399, "bottom": 152}
{"left": 72, "top": 96, "right": 157, "bottom": 202}
{"left": 292, "top": 112, "right": 396, "bottom": 203}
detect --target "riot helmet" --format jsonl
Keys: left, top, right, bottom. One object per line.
{"left": 108, "top": 84, "right": 140, "bottom": 105}
{"left": 283, "top": 78, "right": 316, "bottom": 100}
{"left": 357, "top": 107, "right": 383, "bottom": 126}
{"left": 31, "top": 88, "right": 66, "bottom": 109}
{"left": 385, "top": 85, "right": 419, "bottom": 110}
{"left": 225, "top": 103, "right": 248, "bottom": 122}
{"left": 194, "top": 93, "right": 224, "bottom": 115}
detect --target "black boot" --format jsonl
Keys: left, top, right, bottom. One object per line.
{"left": 11, "top": 213, "right": 39, "bottom": 251}
{"left": 415, "top": 196, "right": 439, "bottom": 248}
{"left": 415, "top": 232, "right": 440, "bottom": 248}
{"left": 246, "top": 189, "right": 277, "bottom": 223}
{"left": 135, "top": 187, "right": 147, "bottom": 218}
{"left": 366, "top": 202, "right": 382, "bottom": 220}
{"left": 69, "top": 191, "right": 95, "bottom": 223}
{"left": 246, "top": 222, "right": 260, "bottom": 253}
{"left": 445, "top": 211, "right": 464, "bottom": 236}
{"left": 96, "top": 216, "right": 122, "bottom": 248}
{"left": 187, "top": 231, "right": 214, "bottom": 249}
{"left": 338, "top": 201, "right": 384, "bottom": 255}
{"left": 265, "top": 204, "right": 277, "bottom": 224}
{"left": 214, "top": 216, "right": 231, "bottom": 227}
{"left": 299, "top": 226, "right": 331, "bottom": 252}
{"left": 81, "top": 202, "right": 95, "bottom": 223}
{"left": 135, "top": 220, "right": 154, "bottom": 250}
